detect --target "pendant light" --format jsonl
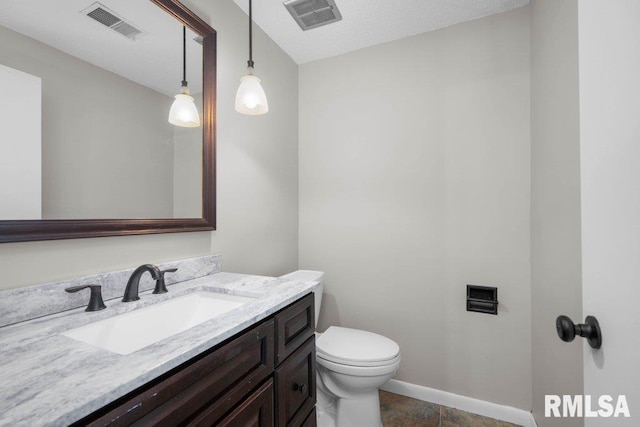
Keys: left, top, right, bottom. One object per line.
{"left": 235, "top": 0, "right": 269, "bottom": 115}
{"left": 169, "top": 26, "right": 201, "bottom": 128}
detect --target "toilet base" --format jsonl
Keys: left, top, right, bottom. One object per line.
{"left": 316, "top": 374, "right": 383, "bottom": 427}
{"left": 336, "top": 390, "right": 382, "bottom": 427}
{"left": 316, "top": 388, "right": 337, "bottom": 427}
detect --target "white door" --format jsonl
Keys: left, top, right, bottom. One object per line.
{"left": 0, "top": 64, "right": 41, "bottom": 220}
{"left": 579, "top": 1, "right": 640, "bottom": 425}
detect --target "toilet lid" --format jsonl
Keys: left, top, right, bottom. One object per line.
{"left": 316, "top": 326, "right": 400, "bottom": 367}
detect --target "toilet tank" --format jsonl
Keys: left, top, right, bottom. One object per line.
{"left": 279, "top": 270, "right": 324, "bottom": 329}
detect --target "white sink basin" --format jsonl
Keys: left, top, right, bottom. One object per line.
{"left": 62, "top": 291, "right": 256, "bottom": 355}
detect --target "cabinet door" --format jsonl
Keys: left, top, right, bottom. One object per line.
{"left": 215, "top": 379, "right": 274, "bottom": 427}
{"left": 274, "top": 336, "right": 316, "bottom": 427}
{"left": 301, "top": 408, "right": 317, "bottom": 427}
{"left": 275, "top": 293, "right": 314, "bottom": 365}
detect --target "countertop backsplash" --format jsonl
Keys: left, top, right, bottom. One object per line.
{"left": 0, "top": 254, "right": 221, "bottom": 328}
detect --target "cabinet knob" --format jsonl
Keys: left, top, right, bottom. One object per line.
{"left": 293, "top": 383, "right": 306, "bottom": 395}
{"left": 556, "top": 315, "right": 602, "bottom": 349}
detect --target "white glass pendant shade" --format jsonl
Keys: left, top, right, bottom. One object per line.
{"left": 169, "top": 87, "right": 200, "bottom": 128}
{"left": 235, "top": 72, "right": 269, "bottom": 115}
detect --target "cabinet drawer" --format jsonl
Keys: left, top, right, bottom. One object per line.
{"left": 80, "top": 319, "right": 274, "bottom": 426}
{"left": 274, "top": 336, "right": 316, "bottom": 427}
{"left": 275, "top": 293, "right": 314, "bottom": 365}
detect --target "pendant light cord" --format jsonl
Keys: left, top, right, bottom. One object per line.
{"left": 182, "top": 26, "right": 187, "bottom": 87}
{"left": 248, "top": 0, "right": 254, "bottom": 68}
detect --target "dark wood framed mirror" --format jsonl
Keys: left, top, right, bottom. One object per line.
{"left": 0, "top": 0, "right": 216, "bottom": 243}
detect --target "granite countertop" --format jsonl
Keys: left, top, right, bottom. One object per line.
{"left": 0, "top": 272, "right": 318, "bottom": 426}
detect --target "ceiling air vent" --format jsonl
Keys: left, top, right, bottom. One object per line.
{"left": 284, "top": 0, "right": 342, "bottom": 31}
{"left": 82, "top": 2, "right": 143, "bottom": 40}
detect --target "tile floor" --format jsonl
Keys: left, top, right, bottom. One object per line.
{"left": 379, "top": 391, "right": 522, "bottom": 427}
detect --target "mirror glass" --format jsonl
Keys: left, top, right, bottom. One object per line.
{"left": 0, "top": 0, "right": 204, "bottom": 220}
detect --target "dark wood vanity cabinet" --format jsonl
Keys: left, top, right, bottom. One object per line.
{"left": 75, "top": 293, "right": 315, "bottom": 427}
{"left": 275, "top": 337, "right": 316, "bottom": 427}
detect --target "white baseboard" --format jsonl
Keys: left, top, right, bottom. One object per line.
{"left": 381, "top": 379, "right": 538, "bottom": 427}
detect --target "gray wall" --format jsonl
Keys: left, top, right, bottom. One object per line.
{"left": 530, "top": 0, "right": 584, "bottom": 425}
{"left": 0, "top": 0, "right": 299, "bottom": 290}
{"left": 0, "top": 24, "right": 176, "bottom": 219}
{"left": 299, "top": 7, "right": 532, "bottom": 410}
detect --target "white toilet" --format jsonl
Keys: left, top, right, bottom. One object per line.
{"left": 280, "top": 270, "right": 400, "bottom": 427}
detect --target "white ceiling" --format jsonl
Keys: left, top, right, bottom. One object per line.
{"left": 0, "top": 0, "right": 202, "bottom": 96}
{"left": 232, "top": 0, "right": 530, "bottom": 64}
{"left": 0, "top": 0, "right": 531, "bottom": 93}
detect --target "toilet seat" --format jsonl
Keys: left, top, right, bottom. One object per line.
{"left": 316, "top": 326, "right": 400, "bottom": 367}
{"left": 316, "top": 353, "right": 401, "bottom": 378}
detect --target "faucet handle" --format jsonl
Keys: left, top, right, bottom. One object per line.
{"left": 65, "top": 284, "right": 106, "bottom": 312}
{"left": 153, "top": 268, "right": 178, "bottom": 294}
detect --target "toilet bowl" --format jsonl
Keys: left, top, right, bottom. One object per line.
{"left": 280, "top": 271, "right": 400, "bottom": 427}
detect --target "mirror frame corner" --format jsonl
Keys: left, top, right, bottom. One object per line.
{"left": 0, "top": 0, "right": 216, "bottom": 244}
